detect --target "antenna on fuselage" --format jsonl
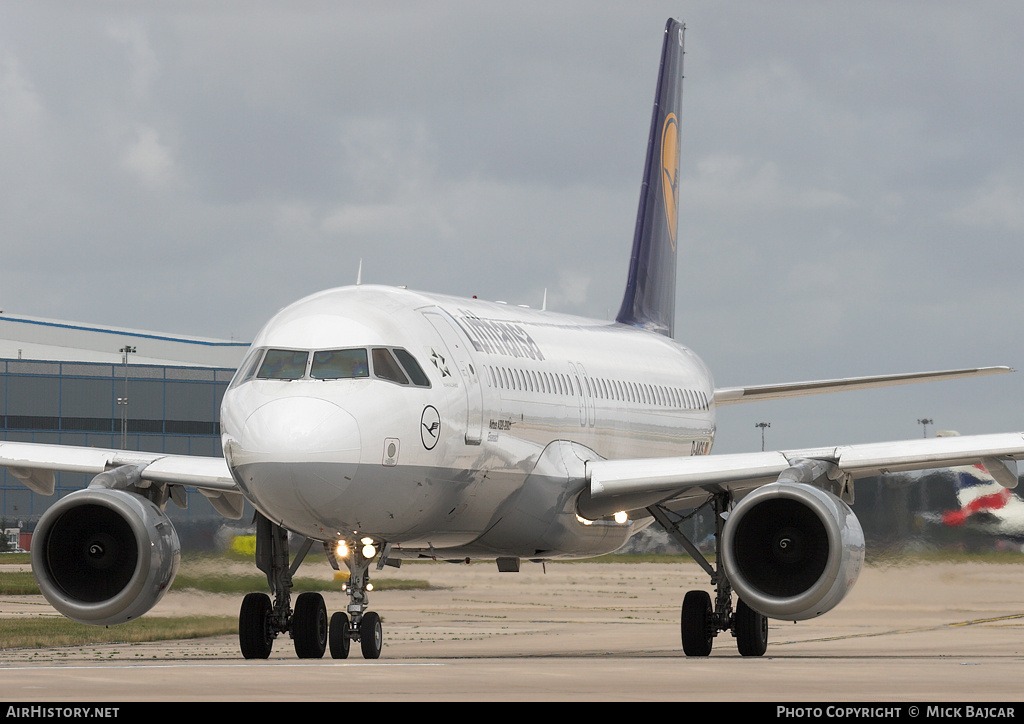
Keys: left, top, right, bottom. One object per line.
{"left": 542, "top": 288, "right": 547, "bottom": 311}
{"left": 356, "top": 258, "right": 363, "bottom": 285}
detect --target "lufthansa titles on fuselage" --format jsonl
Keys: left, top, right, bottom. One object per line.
{"left": 454, "top": 309, "right": 545, "bottom": 361}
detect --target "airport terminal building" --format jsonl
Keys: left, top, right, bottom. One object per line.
{"left": 0, "top": 313, "right": 249, "bottom": 539}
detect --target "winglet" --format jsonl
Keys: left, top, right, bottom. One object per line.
{"left": 616, "top": 19, "right": 686, "bottom": 338}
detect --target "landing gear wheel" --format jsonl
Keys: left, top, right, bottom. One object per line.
{"left": 239, "top": 592, "right": 274, "bottom": 659}
{"left": 734, "top": 598, "right": 768, "bottom": 657}
{"left": 329, "top": 611, "right": 351, "bottom": 659}
{"left": 292, "top": 592, "right": 328, "bottom": 658}
{"left": 681, "top": 590, "right": 714, "bottom": 657}
{"left": 359, "top": 610, "right": 383, "bottom": 659}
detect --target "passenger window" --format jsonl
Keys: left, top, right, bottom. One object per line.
{"left": 311, "top": 349, "right": 369, "bottom": 379}
{"left": 256, "top": 349, "right": 308, "bottom": 380}
{"left": 393, "top": 348, "right": 431, "bottom": 387}
{"left": 372, "top": 348, "right": 409, "bottom": 385}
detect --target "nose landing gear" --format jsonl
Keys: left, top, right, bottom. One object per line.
{"left": 325, "top": 539, "right": 384, "bottom": 660}
{"left": 237, "top": 512, "right": 387, "bottom": 660}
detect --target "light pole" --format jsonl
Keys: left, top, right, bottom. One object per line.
{"left": 119, "top": 346, "right": 136, "bottom": 449}
{"left": 756, "top": 422, "right": 770, "bottom": 451}
{"left": 917, "top": 418, "right": 933, "bottom": 438}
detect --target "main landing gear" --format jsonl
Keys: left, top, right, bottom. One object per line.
{"left": 648, "top": 492, "right": 768, "bottom": 658}
{"left": 238, "top": 513, "right": 386, "bottom": 660}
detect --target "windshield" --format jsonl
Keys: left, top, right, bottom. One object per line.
{"left": 236, "top": 346, "right": 430, "bottom": 388}
{"left": 256, "top": 349, "right": 309, "bottom": 380}
{"left": 311, "top": 349, "right": 369, "bottom": 379}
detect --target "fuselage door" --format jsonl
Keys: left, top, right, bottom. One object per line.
{"left": 422, "top": 310, "right": 484, "bottom": 445}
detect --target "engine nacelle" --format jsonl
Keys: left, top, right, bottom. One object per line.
{"left": 30, "top": 487, "right": 180, "bottom": 626}
{"left": 721, "top": 481, "right": 864, "bottom": 621}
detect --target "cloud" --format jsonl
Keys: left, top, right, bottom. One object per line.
{"left": 0, "top": 2, "right": 1022, "bottom": 455}
{"left": 684, "top": 154, "right": 858, "bottom": 213}
{"left": 949, "top": 173, "right": 1024, "bottom": 231}
{"left": 121, "top": 125, "right": 176, "bottom": 187}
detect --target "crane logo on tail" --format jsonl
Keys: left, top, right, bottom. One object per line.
{"left": 661, "top": 112, "right": 679, "bottom": 251}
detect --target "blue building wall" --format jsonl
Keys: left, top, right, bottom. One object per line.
{"left": 1, "top": 357, "right": 242, "bottom": 526}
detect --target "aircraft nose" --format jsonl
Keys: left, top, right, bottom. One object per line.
{"left": 240, "top": 396, "right": 361, "bottom": 460}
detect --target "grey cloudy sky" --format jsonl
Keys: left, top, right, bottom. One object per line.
{"left": 2, "top": 1, "right": 1022, "bottom": 454}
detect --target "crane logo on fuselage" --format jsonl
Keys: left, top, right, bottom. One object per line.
{"left": 420, "top": 405, "right": 440, "bottom": 450}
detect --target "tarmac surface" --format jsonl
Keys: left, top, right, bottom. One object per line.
{"left": 1, "top": 558, "right": 1023, "bottom": 702}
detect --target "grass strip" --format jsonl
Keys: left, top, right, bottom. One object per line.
{"left": 1, "top": 616, "right": 238, "bottom": 649}
{"left": 170, "top": 572, "right": 429, "bottom": 594}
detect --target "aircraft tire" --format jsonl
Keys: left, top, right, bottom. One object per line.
{"left": 239, "top": 592, "right": 274, "bottom": 659}
{"left": 734, "top": 598, "right": 768, "bottom": 657}
{"left": 359, "top": 610, "right": 383, "bottom": 659}
{"left": 680, "top": 590, "right": 714, "bottom": 657}
{"left": 292, "top": 592, "right": 328, "bottom": 659}
{"left": 329, "top": 611, "right": 351, "bottom": 659}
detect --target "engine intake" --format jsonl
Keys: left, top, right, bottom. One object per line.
{"left": 721, "top": 481, "right": 864, "bottom": 621}
{"left": 30, "top": 487, "right": 180, "bottom": 626}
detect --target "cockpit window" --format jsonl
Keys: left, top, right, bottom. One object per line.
{"left": 371, "top": 348, "right": 409, "bottom": 385}
{"left": 230, "top": 347, "right": 265, "bottom": 388}
{"left": 256, "top": 349, "right": 309, "bottom": 380}
{"left": 310, "top": 349, "right": 370, "bottom": 379}
{"left": 236, "top": 345, "right": 431, "bottom": 388}
{"left": 392, "top": 348, "right": 431, "bottom": 387}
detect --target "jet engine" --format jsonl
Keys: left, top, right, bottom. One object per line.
{"left": 720, "top": 480, "right": 864, "bottom": 621}
{"left": 30, "top": 486, "right": 180, "bottom": 626}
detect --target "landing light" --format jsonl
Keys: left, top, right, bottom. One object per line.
{"left": 336, "top": 541, "right": 349, "bottom": 558}
{"left": 362, "top": 543, "right": 377, "bottom": 559}
{"left": 614, "top": 511, "right": 629, "bottom": 525}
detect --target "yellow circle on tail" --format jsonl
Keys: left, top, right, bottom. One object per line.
{"left": 660, "top": 113, "right": 679, "bottom": 251}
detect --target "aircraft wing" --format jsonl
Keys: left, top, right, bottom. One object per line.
{"left": 579, "top": 431, "right": 1024, "bottom": 519}
{"left": 713, "top": 366, "right": 1012, "bottom": 405}
{"left": 0, "top": 441, "right": 244, "bottom": 518}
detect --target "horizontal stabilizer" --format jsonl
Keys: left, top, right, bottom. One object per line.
{"left": 713, "top": 366, "right": 1012, "bottom": 406}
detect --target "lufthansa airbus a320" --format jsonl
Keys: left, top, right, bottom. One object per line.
{"left": 3, "top": 19, "right": 1024, "bottom": 660}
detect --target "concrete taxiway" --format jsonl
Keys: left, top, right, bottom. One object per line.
{"left": 1, "top": 559, "right": 1023, "bottom": 701}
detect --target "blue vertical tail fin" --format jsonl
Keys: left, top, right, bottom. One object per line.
{"left": 616, "top": 18, "right": 685, "bottom": 338}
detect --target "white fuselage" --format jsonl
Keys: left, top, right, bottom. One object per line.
{"left": 220, "top": 285, "right": 716, "bottom": 559}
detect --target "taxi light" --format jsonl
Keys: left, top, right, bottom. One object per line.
{"left": 362, "top": 544, "right": 376, "bottom": 559}
{"left": 336, "top": 541, "right": 349, "bottom": 558}
{"left": 614, "top": 511, "right": 629, "bottom": 524}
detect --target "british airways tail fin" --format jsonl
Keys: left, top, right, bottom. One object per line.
{"left": 616, "top": 18, "right": 685, "bottom": 338}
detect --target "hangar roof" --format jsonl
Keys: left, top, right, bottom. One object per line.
{"left": 0, "top": 313, "right": 249, "bottom": 369}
